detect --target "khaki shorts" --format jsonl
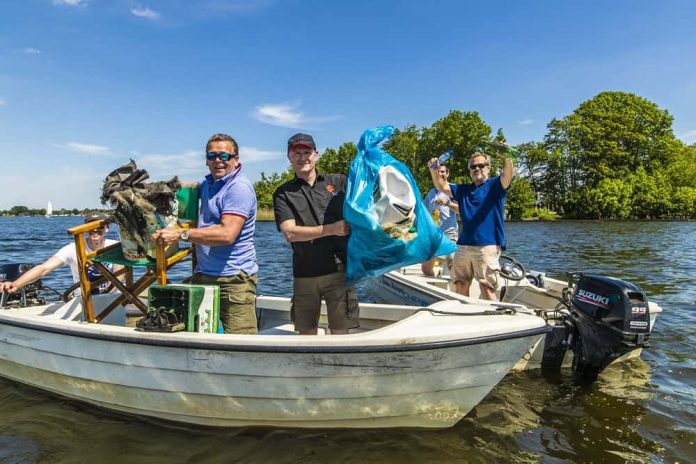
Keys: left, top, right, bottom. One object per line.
{"left": 190, "top": 271, "right": 258, "bottom": 335}
{"left": 451, "top": 245, "right": 502, "bottom": 291}
{"left": 292, "top": 271, "right": 360, "bottom": 332}
{"left": 442, "top": 229, "right": 458, "bottom": 271}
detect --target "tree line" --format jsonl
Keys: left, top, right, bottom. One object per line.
{"left": 255, "top": 91, "right": 696, "bottom": 220}
{"left": 0, "top": 206, "right": 108, "bottom": 217}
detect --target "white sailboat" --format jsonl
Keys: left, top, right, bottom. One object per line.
{"left": 45, "top": 201, "right": 53, "bottom": 218}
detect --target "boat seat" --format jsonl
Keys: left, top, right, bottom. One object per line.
{"left": 67, "top": 185, "right": 199, "bottom": 323}
{"left": 259, "top": 323, "right": 326, "bottom": 336}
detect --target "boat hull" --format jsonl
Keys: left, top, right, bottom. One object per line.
{"left": 367, "top": 268, "right": 662, "bottom": 372}
{"left": 0, "top": 297, "right": 547, "bottom": 428}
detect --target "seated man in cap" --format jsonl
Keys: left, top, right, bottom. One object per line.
{"left": 273, "top": 133, "right": 359, "bottom": 335}
{"left": 0, "top": 212, "right": 121, "bottom": 296}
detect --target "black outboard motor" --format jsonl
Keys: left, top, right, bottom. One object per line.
{"left": 0, "top": 263, "right": 45, "bottom": 308}
{"left": 569, "top": 274, "right": 651, "bottom": 380}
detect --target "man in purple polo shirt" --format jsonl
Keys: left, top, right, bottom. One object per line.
{"left": 154, "top": 133, "right": 258, "bottom": 334}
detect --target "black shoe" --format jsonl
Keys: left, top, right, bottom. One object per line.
{"left": 136, "top": 308, "right": 185, "bottom": 332}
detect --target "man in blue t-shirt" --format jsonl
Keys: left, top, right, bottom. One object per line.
{"left": 154, "top": 133, "right": 258, "bottom": 334}
{"left": 428, "top": 146, "right": 515, "bottom": 300}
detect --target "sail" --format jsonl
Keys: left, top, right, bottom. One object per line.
{"left": 45, "top": 201, "right": 53, "bottom": 217}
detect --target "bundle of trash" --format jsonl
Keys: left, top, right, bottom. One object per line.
{"left": 344, "top": 125, "right": 457, "bottom": 284}
{"left": 373, "top": 165, "right": 417, "bottom": 241}
{"left": 100, "top": 160, "right": 180, "bottom": 261}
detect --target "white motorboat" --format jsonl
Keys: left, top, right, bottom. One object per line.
{"left": 0, "top": 289, "right": 548, "bottom": 429}
{"left": 367, "top": 261, "right": 662, "bottom": 378}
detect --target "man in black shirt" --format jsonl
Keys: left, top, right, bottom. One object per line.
{"left": 273, "top": 133, "right": 359, "bottom": 335}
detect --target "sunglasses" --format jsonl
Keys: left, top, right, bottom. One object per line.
{"left": 206, "top": 152, "right": 237, "bottom": 161}
{"left": 469, "top": 163, "right": 489, "bottom": 170}
{"left": 87, "top": 227, "right": 106, "bottom": 234}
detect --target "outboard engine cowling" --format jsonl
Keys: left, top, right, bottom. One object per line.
{"left": 569, "top": 274, "right": 651, "bottom": 379}
{"left": 0, "top": 263, "right": 44, "bottom": 308}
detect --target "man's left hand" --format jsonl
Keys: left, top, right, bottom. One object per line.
{"left": 491, "top": 141, "right": 510, "bottom": 157}
{"left": 152, "top": 227, "right": 183, "bottom": 245}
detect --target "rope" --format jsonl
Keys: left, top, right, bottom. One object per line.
{"left": 417, "top": 305, "right": 518, "bottom": 317}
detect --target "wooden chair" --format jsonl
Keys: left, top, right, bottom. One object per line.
{"left": 67, "top": 185, "right": 199, "bottom": 323}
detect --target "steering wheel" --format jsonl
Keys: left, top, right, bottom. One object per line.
{"left": 499, "top": 254, "right": 526, "bottom": 281}
{"left": 62, "top": 282, "right": 80, "bottom": 302}
{"left": 61, "top": 282, "right": 114, "bottom": 302}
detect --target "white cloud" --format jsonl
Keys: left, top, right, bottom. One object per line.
{"left": 65, "top": 142, "right": 110, "bottom": 154}
{"left": 252, "top": 102, "right": 339, "bottom": 129}
{"left": 135, "top": 147, "right": 284, "bottom": 183}
{"left": 204, "top": 0, "right": 274, "bottom": 13}
{"left": 0, "top": 97, "right": 6, "bottom": 106}
{"left": 517, "top": 118, "right": 534, "bottom": 125}
{"left": 238, "top": 146, "right": 285, "bottom": 163}
{"left": 53, "top": 0, "right": 87, "bottom": 6}
{"left": 19, "top": 48, "right": 41, "bottom": 55}
{"left": 136, "top": 150, "right": 202, "bottom": 183}
{"left": 253, "top": 103, "right": 304, "bottom": 128}
{"left": 678, "top": 129, "right": 696, "bottom": 143}
{"left": 131, "top": 6, "right": 160, "bottom": 19}
{"left": 0, "top": 168, "right": 107, "bottom": 210}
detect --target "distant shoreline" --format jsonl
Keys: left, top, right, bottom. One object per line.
{"left": 1, "top": 212, "right": 692, "bottom": 223}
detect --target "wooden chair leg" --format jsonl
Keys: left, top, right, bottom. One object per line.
{"left": 73, "top": 233, "right": 95, "bottom": 322}
{"left": 156, "top": 242, "right": 168, "bottom": 285}
{"left": 94, "top": 273, "right": 158, "bottom": 323}
{"left": 92, "top": 263, "right": 152, "bottom": 314}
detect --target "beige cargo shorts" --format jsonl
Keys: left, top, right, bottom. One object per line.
{"left": 451, "top": 245, "right": 502, "bottom": 291}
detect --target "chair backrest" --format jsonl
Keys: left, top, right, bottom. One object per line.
{"left": 177, "top": 184, "right": 199, "bottom": 222}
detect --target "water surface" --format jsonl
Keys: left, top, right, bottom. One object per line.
{"left": 0, "top": 217, "right": 694, "bottom": 463}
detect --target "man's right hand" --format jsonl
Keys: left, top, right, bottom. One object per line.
{"left": 428, "top": 158, "right": 440, "bottom": 171}
{"left": 0, "top": 281, "right": 18, "bottom": 293}
{"left": 326, "top": 220, "right": 350, "bottom": 237}
{"left": 152, "top": 227, "right": 183, "bottom": 245}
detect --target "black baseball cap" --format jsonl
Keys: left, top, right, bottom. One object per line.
{"left": 287, "top": 133, "right": 316, "bottom": 152}
{"left": 84, "top": 211, "right": 110, "bottom": 224}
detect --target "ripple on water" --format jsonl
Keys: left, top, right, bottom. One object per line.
{"left": 0, "top": 218, "right": 694, "bottom": 463}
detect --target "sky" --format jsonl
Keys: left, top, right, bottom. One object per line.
{"left": 1, "top": 0, "right": 695, "bottom": 210}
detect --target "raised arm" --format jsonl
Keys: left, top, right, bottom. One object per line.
{"left": 428, "top": 159, "right": 453, "bottom": 197}
{"left": 0, "top": 257, "right": 63, "bottom": 294}
{"left": 153, "top": 214, "right": 246, "bottom": 246}
{"left": 491, "top": 143, "right": 515, "bottom": 189}
{"left": 500, "top": 155, "right": 515, "bottom": 189}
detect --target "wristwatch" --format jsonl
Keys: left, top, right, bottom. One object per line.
{"left": 180, "top": 229, "right": 190, "bottom": 242}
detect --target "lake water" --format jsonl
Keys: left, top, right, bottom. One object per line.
{"left": 0, "top": 217, "right": 694, "bottom": 463}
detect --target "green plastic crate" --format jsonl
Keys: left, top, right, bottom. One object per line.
{"left": 147, "top": 284, "right": 219, "bottom": 334}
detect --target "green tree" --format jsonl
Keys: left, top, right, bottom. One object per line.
{"left": 9, "top": 205, "right": 30, "bottom": 215}
{"left": 627, "top": 167, "right": 672, "bottom": 219}
{"left": 670, "top": 186, "right": 696, "bottom": 218}
{"left": 546, "top": 91, "right": 675, "bottom": 187}
{"left": 506, "top": 177, "right": 536, "bottom": 220}
{"left": 254, "top": 170, "right": 293, "bottom": 210}
{"left": 416, "top": 110, "right": 492, "bottom": 192}
{"left": 577, "top": 178, "right": 633, "bottom": 219}
{"left": 382, "top": 124, "right": 421, "bottom": 174}
{"left": 544, "top": 91, "right": 685, "bottom": 218}
{"left": 665, "top": 144, "right": 696, "bottom": 189}
{"left": 316, "top": 142, "right": 356, "bottom": 175}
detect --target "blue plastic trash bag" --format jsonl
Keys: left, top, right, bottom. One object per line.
{"left": 344, "top": 125, "right": 457, "bottom": 284}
